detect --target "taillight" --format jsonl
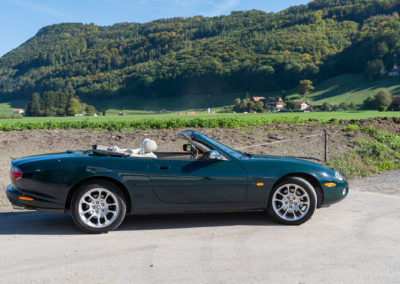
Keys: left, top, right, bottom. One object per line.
{"left": 10, "top": 166, "right": 22, "bottom": 180}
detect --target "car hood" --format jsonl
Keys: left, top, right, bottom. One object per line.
{"left": 248, "top": 154, "right": 323, "bottom": 167}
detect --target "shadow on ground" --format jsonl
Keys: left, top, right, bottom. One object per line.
{"left": 0, "top": 211, "right": 278, "bottom": 235}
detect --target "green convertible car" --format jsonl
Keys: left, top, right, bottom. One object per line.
{"left": 6, "top": 130, "right": 348, "bottom": 233}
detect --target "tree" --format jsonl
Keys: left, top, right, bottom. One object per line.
{"left": 374, "top": 89, "right": 392, "bottom": 111}
{"left": 286, "top": 101, "right": 300, "bottom": 111}
{"left": 255, "top": 101, "right": 264, "bottom": 113}
{"left": 25, "top": 93, "right": 42, "bottom": 116}
{"left": 364, "top": 59, "right": 385, "bottom": 81}
{"left": 85, "top": 105, "right": 96, "bottom": 116}
{"left": 67, "top": 98, "right": 82, "bottom": 116}
{"left": 338, "top": 102, "right": 349, "bottom": 110}
{"left": 362, "top": 97, "right": 376, "bottom": 110}
{"left": 321, "top": 102, "right": 332, "bottom": 111}
{"left": 297, "top": 80, "right": 314, "bottom": 97}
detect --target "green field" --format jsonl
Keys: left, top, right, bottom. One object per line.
{"left": 0, "top": 110, "right": 400, "bottom": 131}
{"left": 279, "top": 73, "right": 400, "bottom": 105}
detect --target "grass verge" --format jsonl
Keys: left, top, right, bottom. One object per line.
{"left": 327, "top": 125, "right": 400, "bottom": 179}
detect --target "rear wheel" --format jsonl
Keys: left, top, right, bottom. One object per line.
{"left": 71, "top": 181, "right": 127, "bottom": 233}
{"left": 267, "top": 177, "right": 317, "bottom": 225}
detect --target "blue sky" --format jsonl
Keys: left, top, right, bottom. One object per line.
{"left": 0, "top": 0, "right": 309, "bottom": 56}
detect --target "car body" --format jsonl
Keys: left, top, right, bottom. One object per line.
{"left": 6, "top": 130, "right": 348, "bottom": 233}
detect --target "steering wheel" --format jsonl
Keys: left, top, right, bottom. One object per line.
{"left": 191, "top": 148, "right": 199, "bottom": 160}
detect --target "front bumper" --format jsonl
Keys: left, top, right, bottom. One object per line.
{"left": 321, "top": 180, "right": 349, "bottom": 206}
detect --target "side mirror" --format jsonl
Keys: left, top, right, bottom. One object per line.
{"left": 182, "top": 144, "right": 196, "bottom": 152}
{"left": 208, "top": 150, "right": 224, "bottom": 160}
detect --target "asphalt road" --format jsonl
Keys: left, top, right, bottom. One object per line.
{"left": 0, "top": 177, "right": 399, "bottom": 283}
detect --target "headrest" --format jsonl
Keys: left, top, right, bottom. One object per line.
{"left": 140, "top": 138, "right": 157, "bottom": 153}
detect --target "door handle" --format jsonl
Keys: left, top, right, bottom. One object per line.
{"left": 159, "top": 166, "right": 170, "bottom": 170}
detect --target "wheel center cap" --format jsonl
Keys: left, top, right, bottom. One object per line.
{"left": 289, "top": 200, "right": 293, "bottom": 204}
{"left": 96, "top": 204, "right": 102, "bottom": 210}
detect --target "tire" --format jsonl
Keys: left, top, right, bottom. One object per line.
{"left": 267, "top": 177, "right": 317, "bottom": 225}
{"left": 71, "top": 181, "right": 127, "bottom": 234}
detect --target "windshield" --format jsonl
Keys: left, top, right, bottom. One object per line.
{"left": 196, "top": 133, "right": 245, "bottom": 160}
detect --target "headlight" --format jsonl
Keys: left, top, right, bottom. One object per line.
{"left": 335, "top": 171, "right": 344, "bottom": 181}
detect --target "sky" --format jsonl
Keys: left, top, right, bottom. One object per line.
{"left": 0, "top": 0, "right": 309, "bottom": 57}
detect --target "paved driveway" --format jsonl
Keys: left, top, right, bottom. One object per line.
{"left": 0, "top": 177, "right": 399, "bottom": 284}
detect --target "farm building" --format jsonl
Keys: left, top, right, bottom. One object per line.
{"left": 12, "top": 109, "right": 25, "bottom": 114}
{"left": 293, "top": 101, "right": 310, "bottom": 111}
{"left": 251, "top": 96, "right": 284, "bottom": 110}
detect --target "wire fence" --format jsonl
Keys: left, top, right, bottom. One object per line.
{"left": 234, "top": 130, "right": 328, "bottom": 162}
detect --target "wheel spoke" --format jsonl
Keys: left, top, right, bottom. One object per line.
{"left": 78, "top": 187, "right": 120, "bottom": 229}
{"left": 272, "top": 183, "right": 310, "bottom": 222}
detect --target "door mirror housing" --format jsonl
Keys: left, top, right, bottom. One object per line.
{"left": 208, "top": 150, "right": 224, "bottom": 160}
{"left": 182, "top": 144, "right": 196, "bottom": 152}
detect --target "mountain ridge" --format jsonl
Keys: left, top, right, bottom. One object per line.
{"left": 1, "top": 0, "right": 400, "bottom": 104}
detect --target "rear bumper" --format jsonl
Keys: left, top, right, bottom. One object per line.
{"left": 6, "top": 185, "right": 64, "bottom": 213}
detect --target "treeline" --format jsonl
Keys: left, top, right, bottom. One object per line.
{"left": 25, "top": 91, "right": 96, "bottom": 116}
{"left": 1, "top": 0, "right": 400, "bottom": 101}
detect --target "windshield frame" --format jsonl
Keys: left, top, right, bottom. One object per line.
{"left": 192, "top": 131, "right": 247, "bottom": 160}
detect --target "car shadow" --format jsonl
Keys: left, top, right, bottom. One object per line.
{"left": 0, "top": 211, "right": 279, "bottom": 235}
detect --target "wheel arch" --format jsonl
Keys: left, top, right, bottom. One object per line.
{"left": 271, "top": 173, "right": 323, "bottom": 208}
{"left": 65, "top": 176, "right": 132, "bottom": 213}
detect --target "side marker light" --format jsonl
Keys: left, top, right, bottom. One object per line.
{"left": 18, "top": 196, "right": 34, "bottom": 201}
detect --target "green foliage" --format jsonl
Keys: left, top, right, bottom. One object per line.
{"left": 85, "top": 105, "right": 96, "bottom": 116}
{"left": 374, "top": 89, "right": 392, "bottom": 111}
{"left": 285, "top": 101, "right": 301, "bottom": 111}
{"left": 364, "top": 59, "right": 385, "bottom": 81}
{"left": 297, "top": 80, "right": 314, "bottom": 96}
{"left": 342, "top": 123, "right": 359, "bottom": 132}
{"left": 362, "top": 89, "right": 392, "bottom": 110}
{"left": 1, "top": 1, "right": 399, "bottom": 103}
{"left": 233, "top": 97, "right": 264, "bottom": 113}
{"left": 67, "top": 98, "right": 82, "bottom": 116}
{"left": 320, "top": 102, "right": 332, "bottom": 111}
{"left": 330, "top": 125, "right": 400, "bottom": 178}
{"left": 25, "top": 93, "right": 42, "bottom": 116}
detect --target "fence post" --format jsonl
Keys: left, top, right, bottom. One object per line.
{"left": 323, "top": 129, "right": 328, "bottom": 163}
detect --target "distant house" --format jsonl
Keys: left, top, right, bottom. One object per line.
{"left": 388, "top": 64, "right": 400, "bottom": 77}
{"left": 293, "top": 101, "right": 310, "bottom": 111}
{"left": 264, "top": 96, "right": 284, "bottom": 110}
{"left": 251, "top": 97, "right": 266, "bottom": 103}
{"left": 12, "top": 108, "right": 25, "bottom": 115}
{"left": 251, "top": 96, "right": 284, "bottom": 110}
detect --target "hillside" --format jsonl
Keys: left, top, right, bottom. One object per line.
{"left": 265, "top": 73, "right": 400, "bottom": 105}
{"left": 1, "top": 0, "right": 400, "bottom": 105}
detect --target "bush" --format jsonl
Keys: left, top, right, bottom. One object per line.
{"left": 375, "top": 89, "right": 392, "bottom": 111}
{"left": 364, "top": 59, "right": 385, "bottom": 81}
{"left": 85, "top": 105, "right": 96, "bottom": 116}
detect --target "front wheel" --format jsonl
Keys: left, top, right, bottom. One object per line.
{"left": 267, "top": 177, "right": 317, "bottom": 225}
{"left": 71, "top": 181, "right": 127, "bottom": 233}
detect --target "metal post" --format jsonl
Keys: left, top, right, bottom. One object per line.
{"left": 323, "top": 129, "right": 328, "bottom": 163}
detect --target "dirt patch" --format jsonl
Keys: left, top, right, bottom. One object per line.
{"left": 1, "top": 118, "right": 399, "bottom": 208}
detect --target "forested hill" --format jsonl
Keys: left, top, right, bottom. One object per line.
{"left": 1, "top": 0, "right": 400, "bottom": 102}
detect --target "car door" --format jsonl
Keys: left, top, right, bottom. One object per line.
{"left": 149, "top": 159, "right": 247, "bottom": 204}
